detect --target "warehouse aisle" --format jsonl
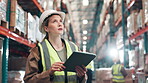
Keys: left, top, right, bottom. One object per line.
{"left": 0, "top": 0, "right": 148, "bottom": 83}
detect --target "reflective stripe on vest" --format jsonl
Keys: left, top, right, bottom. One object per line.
{"left": 38, "top": 39, "right": 78, "bottom": 82}
{"left": 112, "top": 64, "right": 125, "bottom": 82}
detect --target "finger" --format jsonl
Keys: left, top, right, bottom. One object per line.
{"left": 76, "top": 66, "right": 85, "bottom": 73}
{"left": 75, "top": 66, "right": 86, "bottom": 76}
{"left": 52, "top": 62, "right": 66, "bottom": 71}
{"left": 82, "top": 65, "right": 87, "bottom": 72}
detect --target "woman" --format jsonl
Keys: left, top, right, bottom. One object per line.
{"left": 23, "top": 10, "right": 87, "bottom": 83}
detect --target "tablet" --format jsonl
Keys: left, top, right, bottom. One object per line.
{"left": 63, "top": 51, "right": 96, "bottom": 72}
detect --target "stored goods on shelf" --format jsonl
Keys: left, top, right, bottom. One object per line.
{"left": 0, "top": 0, "right": 7, "bottom": 22}
{"left": 10, "top": 0, "right": 26, "bottom": 36}
{"left": 127, "top": 11, "right": 138, "bottom": 37}
{"left": 113, "top": 0, "right": 118, "bottom": 13}
{"left": 27, "top": 13, "right": 36, "bottom": 43}
{"left": 115, "top": 27, "right": 123, "bottom": 49}
{"left": 8, "top": 71, "right": 25, "bottom": 83}
{"left": 137, "top": 10, "right": 145, "bottom": 29}
{"left": 34, "top": 15, "right": 45, "bottom": 42}
{"left": 143, "top": 0, "right": 148, "bottom": 26}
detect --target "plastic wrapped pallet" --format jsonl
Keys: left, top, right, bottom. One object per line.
{"left": 127, "top": 11, "right": 138, "bottom": 37}
{"left": 143, "top": 0, "right": 148, "bottom": 25}
{"left": 8, "top": 71, "right": 25, "bottom": 83}
{"left": 0, "top": 0, "right": 7, "bottom": 22}
{"left": 34, "top": 15, "right": 45, "bottom": 42}
{"left": 10, "top": 0, "right": 25, "bottom": 36}
{"left": 126, "top": 0, "right": 131, "bottom": 5}
{"left": 137, "top": 10, "right": 145, "bottom": 29}
{"left": 27, "top": 13, "right": 36, "bottom": 43}
{"left": 96, "top": 68, "right": 112, "bottom": 83}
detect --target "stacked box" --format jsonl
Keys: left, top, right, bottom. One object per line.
{"left": 0, "top": 0, "right": 7, "bottom": 22}
{"left": 8, "top": 71, "right": 25, "bottom": 83}
{"left": 116, "top": 27, "right": 124, "bottom": 49}
{"left": 96, "top": 68, "right": 112, "bottom": 83}
{"left": 142, "top": 0, "right": 148, "bottom": 25}
{"left": 126, "top": 0, "right": 131, "bottom": 5}
{"left": 113, "top": 0, "right": 118, "bottom": 13}
{"left": 28, "top": 13, "right": 36, "bottom": 42}
{"left": 24, "top": 12, "right": 28, "bottom": 39}
{"left": 40, "top": 0, "right": 47, "bottom": 10}
{"left": 137, "top": 10, "right": 145, "bottom": 29}
{"left": 10, "top": 0, "right": 26, "bottom": 36}
{"left": 34, "top": 15, "right": 45, "bottom": 42}
{"left": 127, "top": 11, "right": 138, "bottom": 37}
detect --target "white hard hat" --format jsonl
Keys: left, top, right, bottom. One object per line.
{"left": 39, "top": 10, "right": 65, "bottom": 34}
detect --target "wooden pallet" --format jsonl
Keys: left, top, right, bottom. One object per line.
{"left": 9, "top": 27, "right": 27, "bottom": 38}
{"left": 0, "top": 20, "right": 8, "bottom": 28}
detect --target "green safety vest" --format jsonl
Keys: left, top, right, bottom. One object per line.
{"left": 38, "top": 39, "right": 78, "bottom": 83}
{"left": 112, "top": 64, "right": 125, "bottom": 82}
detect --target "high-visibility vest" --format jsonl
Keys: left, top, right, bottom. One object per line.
{"left": 112, "top": 64, "right": 125, "bottom": 82}
{"left": 86, "top": 61, "right": 94, "bottom": 71}
{"left": 38, "top": 39, "right": 78, "bottom": 83}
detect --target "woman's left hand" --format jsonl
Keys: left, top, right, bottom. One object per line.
{"left": 75, "top": 65, "right": 87, "bottom": 77}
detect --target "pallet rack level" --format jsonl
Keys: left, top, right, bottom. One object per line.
{"left": 0, "top": 26, "right": 36, "bottom": 48}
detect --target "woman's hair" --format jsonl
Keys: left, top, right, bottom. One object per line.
{"left": 43, "top": 13, "right": 61, "bottom": 26}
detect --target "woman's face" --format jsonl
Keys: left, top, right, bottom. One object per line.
{"left": 44, "top": 15, "right": 64, "bottom": 35}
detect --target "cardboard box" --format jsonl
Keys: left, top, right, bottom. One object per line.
{"left": 8, "top": 71, "right": 25, "bottom": 83}
{"left": 127, "top": 11, "right": 138, "bottom": 37}
{"left": 10, "top": 0, "right": 25, "bottom": 36}
{"left": 27, "top": 13, "right": 36, "bottom": 42}
{"left": 0, "top": 0, "right": 7, "bottom": 21}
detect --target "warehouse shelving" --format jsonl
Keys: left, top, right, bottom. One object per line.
{"left": 129, "top": 26, "right": 148, "bottom": 40}
{"left": 115, "top": 0, "right": 135, "bottom": 26}
{"left": 0, "top": 26, "right": 36, "bottom": 48}
{"left": 32, "top": 0, "right": 44, "bottom": 13}
{"left": 0, "top": 0, "right": 46, "bottom": 83}
{"left": 96, "top": 0, "right": 148, "bottom": 69}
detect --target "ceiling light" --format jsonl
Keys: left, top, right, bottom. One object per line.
{"left": 83, "top": 30, "right": 88, "bottom": 34}
{"left": 82, "top": 45, "right": 87, "bottom": 52}
{"left": 83, "top": 41, "right": 87, "bottom": 44}
{"left": 82, "top": 0, "right": 89, "bottom": 6}
{"left": 82, "top": 20, "right": 88, "bottom": 24}
{"left": 83, "top": 36, "right": 87, "bottom": 40}
{"left": 68, "top": 20, "right": 70, "bottom": 23}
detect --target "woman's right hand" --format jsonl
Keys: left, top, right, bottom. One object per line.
{"left": 48, "top": 62, "right": 66, "bottom": 75}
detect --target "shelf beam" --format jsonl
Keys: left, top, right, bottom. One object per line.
{"left": 115, "top": 0, "right": 135, "bottom": 26}
{"left": 129, "top": 27, "right": 148, "bottom": 40}
{"left": 0, "top": 26, "right": 36, "bottom": 48}
{"left": 32, "top": 0, "right": 44, "bottom": 13}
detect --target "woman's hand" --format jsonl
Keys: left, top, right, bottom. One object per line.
{"left": 75, "top": 65, "right": 87, "bottom": 78}
{"left": 48, "top": 62, "right": 66, "bottom": 75}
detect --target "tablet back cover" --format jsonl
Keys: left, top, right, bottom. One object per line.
{"left": 63, "top": 52, "right": 96, "bottom": 72}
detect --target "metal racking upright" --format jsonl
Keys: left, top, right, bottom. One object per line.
{"left": 0, "top": 0, "right": 45, "bottom": 83}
